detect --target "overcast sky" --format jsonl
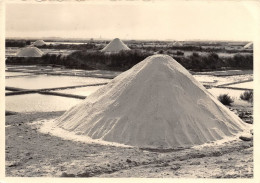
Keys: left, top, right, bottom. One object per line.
{"left": 5, "top": 0, "right": 257, "bottom": 41}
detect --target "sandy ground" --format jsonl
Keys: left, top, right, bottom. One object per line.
{"left": 5, "top": 104, "right": 253, "bottom": 178}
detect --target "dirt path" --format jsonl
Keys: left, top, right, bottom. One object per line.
{"left": 5, "top": 110, "right": 253, "bottom": 178}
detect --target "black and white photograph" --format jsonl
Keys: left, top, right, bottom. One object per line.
{"left": 1, "top": 0, "right": 260, "bottom": 180}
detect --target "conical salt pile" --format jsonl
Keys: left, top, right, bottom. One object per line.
{"left": 172, "top": 41, "right": 183, "bottom": 46}
{"left": 33, "top": 40, "right": 46, "bottom": 47}
{"left": 101, "top": 38, "right": 130, "bottom": 53}
{"left": 16, "top": 47, "right": 44, "bottom": 57}
{"left": 55, "top": 55, "right": 248, "bottom": 148}
{"left": 243, "top": 42, "right": 253, "bottom": 49}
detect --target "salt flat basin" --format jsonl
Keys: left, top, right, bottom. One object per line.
{"left": 227, "top": 81, "right": 253, "bottom": 90}
{"left": 194, "top": 70, "right": 253, "bottom": 76}
{"left": 6, "top": 72, "right": 33, "bottom": 77}
{"left": 193, "top": 74, "right": 253, "bottom": 86}
{"left": 193, "top": 75, "right": 225, "bottom": 85}
{"left": 57, "top": 85, "right": 103, "bottom": 97}
{"left": 5, "top": 88, "right": 251, "bottom": 113}
{"left": 6, "top": 93, "right": 82, "bottom": 112}
{"left": 6, "top": 75, "right": 110, "bottom": 90}
{"left": 7, "top": 65, "right": 38, "bottom": 69}
{"left": 5, "top": 47, "right": 76, "bottom": 57}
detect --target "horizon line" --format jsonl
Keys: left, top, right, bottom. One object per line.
{"left": 5, "top": 36, "right": 251, "bottom": 43}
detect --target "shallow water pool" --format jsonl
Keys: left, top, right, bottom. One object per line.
{"left": 193, "top": 74, "right": 253, "bottom": 87}
{"left": 6, "top": 75, "right": 110, "bottom": 90}
{"left": 5, "top": 72, "right": 33, "bottom": 77}
{"left": 6, "top": 94, "right": 82, "bottom": 112}
{"left": 228, "top": 81, "right": 253, "bottom": 90}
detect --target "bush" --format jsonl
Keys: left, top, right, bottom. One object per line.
{"left": 218, "top": 94, "right": 234, "bottom": 106}
{"left": 6, "top": 39, "right": 27, "bottom": 47}
{"left": 240, "top": 90, "right": 253, "bottom": 103}
{"left": 192, "top": 52, "right": 199, "bottom": 57}
{"left": 158, "top": 50, "right": 164, "bottom": 54}
{"left": 208, "top": 52, "right": 219, "bottom": 60}
{"left": 224, "top": 54, "right": 253, "bottom": 69}
{"left": 176, "top": 51, "right": 184, "bottom": 55}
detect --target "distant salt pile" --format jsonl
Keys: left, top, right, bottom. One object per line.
{"left": 55, "top": 54, "right": 248, "bottom": 148}
{"left": 172, "top": 41, "right": 183, "bottom": 46}
{"left": 101, "top": 38, "right": 130, "bottom": 53}
{"left": 244, "top": 42, "right": 253, "bottom": 49}
{"left": 16, "top": 47, "right": 44, "bottom": 57}
{"left": 33, "top": 40, "right": 46, "bottom": 47}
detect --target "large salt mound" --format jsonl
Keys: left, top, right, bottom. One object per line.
{"left": 55, "top": 54, "right": 248, "bottom": 148}
{"left": 16, "top": 47, "right": 43, "bottom": 57}
{"left": 101, "top": 38, "right": 130, "bottom": 53}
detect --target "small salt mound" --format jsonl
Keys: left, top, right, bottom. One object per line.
{"left": 33, "top": 40, "right": 46, "bottom": 47}
{"left": 55, "top": 54, "right": 249, "bottom": 148}
{"left": 16, "top": 47, "right": 43, "bottom": 57}
{"left": 243, "top": 42, "right": 253, "bottom": 49}
{"left": 172, "top": 41, "right": 183, "bottom": 46}
{"left": 101, "top": 38, "right": 130, "bottom": 53}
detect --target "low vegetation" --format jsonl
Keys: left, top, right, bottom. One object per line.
{"left": 6, "top": 38, "right": 253, "bottom": 72}
{"left": 37, "top": 43, "right": 100, "bottom": 50}
{"left": 173, "top": 52, "right": 253, "bottom": 71}
{"left": 6, "top": 39, "right": 31, "bottom": 47}
{"left": 6, "top": 50, "right": 253, "bottom": 71}
{"left": 5, "top": 39, "right": 100, "bottom": 50}
{"left": 218, "top": 94, "right": 234, "bottom": 106}
{"left": 6, "top": 50, "right": 153, "bottom": 71}
{"left": 138, "top": 45, "right": 252, "bottom": 54}
{"left": 240, "top": 90, "right": 253, "bottom": 103}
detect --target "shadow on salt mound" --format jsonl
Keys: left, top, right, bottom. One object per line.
{"left": 37, "top": 119, "right": 131, "bottom": 148}
{"left": 38, "top": 119, "right": 250, "bottom": 151}
{"left": 54, "top": 54, "right": 250, "bottom": 148}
